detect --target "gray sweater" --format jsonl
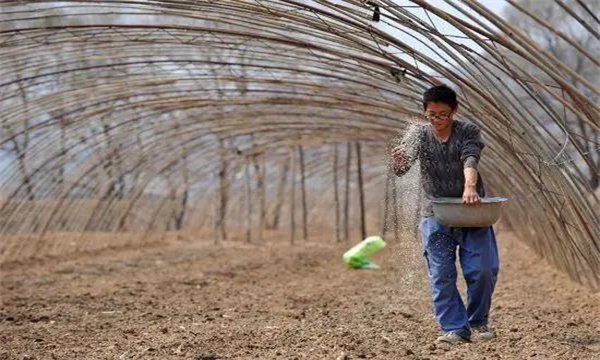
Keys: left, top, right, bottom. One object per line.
{"left": 393, "top": 120, "right": 486, "bottom": 216}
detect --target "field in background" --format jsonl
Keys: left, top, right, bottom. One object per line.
{"left": 0, "top": 193, "right": 400, "bottom": 264}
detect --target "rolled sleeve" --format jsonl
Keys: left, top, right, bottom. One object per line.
{"left": 391, "top": 125, "right": 422, "bottom": 177}
{"left": 463, "top": 156, "right": 478, "bottom": 169}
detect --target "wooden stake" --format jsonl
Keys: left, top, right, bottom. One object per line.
{"left": 392, "top": 174, "right": 400, "bottom": 243}
{"left": 333, "top": 143, "right": 341, "bottom": 242}
{"left": 253, "top": 155, "right": 265, "bottom": 241}
{"left": 382, "top": 169, "right": 391, "bottom": 237}
{"left": 343, "top": 142, "right": 352, "bottom": 241}
{"left": 213, "top": 176, "right": 219, "bottom": 245}
{"left": 356, "top": 141, "right": 366, "bottom": 240}
{"left": 298, "top": 145, "right": 308, "bottom": 241}
{"left": 290, "top": 147, "right": 296, "bottom": 245}
{"left": 269, "top": 156, "right": 290, "bottom": 230}
{"left": 245, "top": 162, "right": 252, "bottom": 243}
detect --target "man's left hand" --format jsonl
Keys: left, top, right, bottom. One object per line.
{"left": 462, "top": 186, "right": 481, "bottom": 205}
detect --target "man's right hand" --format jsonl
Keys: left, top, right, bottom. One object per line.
{"left": 392, "top": 147, "right": 407, "bottom": 167}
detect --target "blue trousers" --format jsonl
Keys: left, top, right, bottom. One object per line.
{"left": 419, "top": 216, "right": 499, "bottom": 338}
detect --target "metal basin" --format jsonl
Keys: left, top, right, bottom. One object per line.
{"left": 431, "top": 197, "right": 508, "bottom": 227}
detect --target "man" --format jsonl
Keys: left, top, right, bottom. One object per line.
{"left": 392, "top": 84, "right": 499, "bottom": 344}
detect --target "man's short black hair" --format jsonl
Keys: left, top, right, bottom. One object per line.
{"left": 423, "top": 84, "right": 458, "bottom": 110}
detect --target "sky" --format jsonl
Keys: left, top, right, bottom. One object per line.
{"left": 373, "top": 0, "right": 509, "bottom": 72}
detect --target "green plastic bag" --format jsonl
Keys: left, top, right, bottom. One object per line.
{"left": 343, "top": 235, "right": 386, "bottom": 269}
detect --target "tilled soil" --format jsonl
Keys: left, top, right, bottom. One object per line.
{"left": 1, "top": 230, "right": 599, "bottom": 360}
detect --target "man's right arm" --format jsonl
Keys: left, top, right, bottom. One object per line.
{"left": 391, "top": 126, "right": 421, "bottom": 177}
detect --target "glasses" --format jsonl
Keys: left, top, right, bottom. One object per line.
{"left": 425, "top": 112, "right": 451, "bottom": 120}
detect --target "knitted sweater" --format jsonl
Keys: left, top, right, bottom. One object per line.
{"left": 393, "top": 120, "right": 486, "bottom": 216}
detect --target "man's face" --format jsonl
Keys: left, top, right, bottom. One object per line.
{"left": 424, "top": 102, "right": 455, "bottom": 132}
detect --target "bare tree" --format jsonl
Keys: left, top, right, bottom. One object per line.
{"left": 503, "top": 0, "right": 600, "bottom": 189}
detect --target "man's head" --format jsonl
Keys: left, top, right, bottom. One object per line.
{"left": 422, "top": 85, "right": 458, "bottom": 133}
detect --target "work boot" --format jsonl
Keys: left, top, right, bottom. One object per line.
{"left": 436, "top": 331, "right": 470, "bottom": 344}
{"left": 472, "top": 325, "right": 495, "bottom": 341}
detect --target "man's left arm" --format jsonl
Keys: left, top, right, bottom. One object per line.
{"left": 463, "top": 167, "right": 480, "bottom": 204}
{"left": 461, "top": 124, "right": 485, "bottom": 204}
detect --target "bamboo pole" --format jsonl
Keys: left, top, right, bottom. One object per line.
{"left": 298, "top": 145, "right": 308, "bottom": 241}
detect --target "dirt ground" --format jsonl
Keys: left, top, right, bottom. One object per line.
{"left": 1, "top": 229, "right": 599, "bottom": 360}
